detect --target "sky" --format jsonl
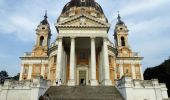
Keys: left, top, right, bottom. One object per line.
{"left": 0, "top": 0, "right": 170, "bottom": 76}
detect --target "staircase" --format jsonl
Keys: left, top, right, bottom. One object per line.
{"left": 44, "top": 86, "right": 124, "bottom": 100}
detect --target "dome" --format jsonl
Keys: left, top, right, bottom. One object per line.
{"left": 40, "top": 12, "right": 49, "bottom": 25}
{"left": 61, "top": 0, "right": 104, "bottom": 15}
{"left": 116, "top": 13, "right": 125, "bottom": 25}
{"left": 41, "top": 19, "right": 48, "bottom": 25}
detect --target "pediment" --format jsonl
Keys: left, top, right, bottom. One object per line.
{"left": 57, "top": 14, "right": 110, "bottom": 28}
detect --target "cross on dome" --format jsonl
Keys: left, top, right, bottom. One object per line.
{"left": 44, "top": 10, "right": 48, "bottom": 19}
{"left": 40, "top": 10, "right": 49, "bottom": 25}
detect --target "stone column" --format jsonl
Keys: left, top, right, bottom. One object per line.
{"left": 131, "top": 63, "right": 136, "bottom": 79}
{"left": 119, "top": 63, "right": 124, "bottom": 78}
{"left": 68, "top": 37, "right": 76, "bottom": 86}
{"left": 28, "top": 64, "right": 33, "bottom": 79}
{"left": 140, "top": 65, "right": 144, "bottom": 80}
{"left": 99, "top": 51, "right": 103, "bottom": 83}
{"left": 114, "top": 67, "right": 117, "bottom": 80}
{"left": 102, "top": 37, "right": 112, "bottom": 85}
{"left": 48, "top": 60, "right": 51, "bottom": 80}
{"left": 19, "top": 64, "right": 24, "bottom": 80}
{"left": 90, "top": 37, "right": 98, "bottom": 86}
{"left": 114, "top": 59, "right": 117, "bottom": 80}
{"left": 41, "top": 64, "right": 45, "bottom": 78}
{"left": 56, "top": 37, "right": 63, "bottom": 82}
{"left": 62, "top": 51, "right": 67, "bottom": 84}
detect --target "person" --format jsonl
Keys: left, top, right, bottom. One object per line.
{"left": 44, "top": 94, "right": 50, "bottom": 100}
{"left": 56, "top": 79, "right": 58, "bottom": 86}
{"left": 59, "top": 79, "right": 62, "bottom": 86}
{"left": 56, "top": 79, "right": 61, "bottom": 86}
{"left": 83, "top": 79, "right": 86, "bottom": 86}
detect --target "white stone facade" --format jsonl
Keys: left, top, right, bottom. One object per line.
{"left": 116, "top": 77, "right": 169, "bottom": 100}
{"left": 0, "top": 77, "right": 50, "bottom": 100}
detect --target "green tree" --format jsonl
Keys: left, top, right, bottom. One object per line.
{"left": 13, "top": 73, "right": 20, "bottom": 80}
{"left": 0, "top": 70, "right": 9, "bottom": 84}
{"left": 144, "top": 58, "right": 170, "bottom": 97}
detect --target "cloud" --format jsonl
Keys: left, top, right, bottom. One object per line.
{"left": 128, "top": 16, "right": 170, "bottom": 38}
{"left": 0, "top": 0, "right": 69, "bottom": 42}
{"left": 9, "top": 16, "right": 37, "bottom": 41}
{"left": 98, "top": 0, "right": 170, "bottom": 71}
{"left": 118, "top": 0, "right": 170, "bottom": 17}
{"left": 127, "top": 16, "right": 170, "bottom": 69}
{"left": 0, "top": 13, "right": 37, "bottom": 41}
{"left": 0, "top": 0, "right": 170, "bottom": 75}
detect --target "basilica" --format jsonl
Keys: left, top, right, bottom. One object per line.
{"left": 19, "top": 0, "right": 143, "bottom": 86}
{"left": 0, "top": 0, "right": 168, "bottom": 100}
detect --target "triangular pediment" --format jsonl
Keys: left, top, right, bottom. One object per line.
{"left": 57, "top": 14, "right": 110, "bottom": 28}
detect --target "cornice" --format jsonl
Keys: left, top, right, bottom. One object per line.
{"left": 116, "top": 57, "right": 144, "bottom": 60}
{"left": 57, "top": 25, "right": 109, "bottom": 28}
{"left": 20, "top": 57, "right": 49, "bottom": 60}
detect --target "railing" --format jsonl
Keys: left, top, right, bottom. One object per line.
{"left": 23, "top": 52, "right": 32, "bottom": 57}
{"left": 118, "top": 52, "right": 139, "bottom": 57}
{"left": 132, "top": 52, "right": 139, "bottom": 57}
{"left": 50, "top": 42, "right": 57, "bottom": 48}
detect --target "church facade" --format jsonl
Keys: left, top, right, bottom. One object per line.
{"left": 0, "top": 0, "right": 169, "bottom": 100}
{"left": 19, "top": 0, "right": 143, "bottom": 86}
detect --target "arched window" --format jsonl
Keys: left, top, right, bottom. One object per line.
{"left": 121, "top": 37, "right": 125, "bottom": 46}
{"left": 40, "top": 36, "right": 44, "bottom": 46}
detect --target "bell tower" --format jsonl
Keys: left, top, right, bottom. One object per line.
{"left": 114, "top": 13, "right": 132, "bottom": 57}
{"left": 114, "top": 13, "right": 129, "bottom": 48}
{"left": 33, "top": 11, "right": 51, "bottom": 57}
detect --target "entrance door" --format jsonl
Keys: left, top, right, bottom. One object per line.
{"left": 79, "top": 70, "right": 86, "bottom": 85}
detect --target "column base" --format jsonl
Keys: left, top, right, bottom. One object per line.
{"left": 90, "top": 79, "right": 98, "bottom": 86}
{"left": 67, "top": 80, "right": 76, "bottom": 86}
{"left": 101, "top": 79, "right": 112, "bottom": 86}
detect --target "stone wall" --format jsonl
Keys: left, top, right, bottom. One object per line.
{"left": 0, "top": 84, "right": 2, "bottom": 96}
{"left": 0, "top": 77, "right": 50, "bottom": 100}
{"left": 116, "top": 76, "right": 169, "bottom": 100}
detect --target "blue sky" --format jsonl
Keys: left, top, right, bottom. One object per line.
{"left": 0, "top": 0, "right": 170, "bottom": 76}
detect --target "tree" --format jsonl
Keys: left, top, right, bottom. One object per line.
{"left": 144, "top": 58, "right": 170, "bottom": 97}
{"left": 13, "top": 73, "right": 20, "bottom": 80}
{"left": 0, "top": 70, "right": 8, "bottom": 77}
{"left": 0, "top": 70, "right": 9, "bottom": 84}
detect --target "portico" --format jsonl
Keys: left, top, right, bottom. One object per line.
{"left": 55, "top": 36, "right": 112, "bottom": 86}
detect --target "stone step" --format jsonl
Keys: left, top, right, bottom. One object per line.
{"left": 44, "top": 86, "right": 124, "bottom": 100}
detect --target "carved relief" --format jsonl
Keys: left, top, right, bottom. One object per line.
{"left": 34, "top": 47, "right": 44, "bottom": 56}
